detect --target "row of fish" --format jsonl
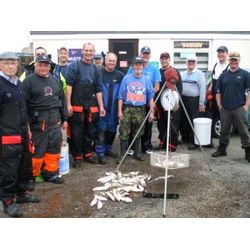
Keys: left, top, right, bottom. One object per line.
{"left": 90, "top": 171, "right": 151, "bottom": 210}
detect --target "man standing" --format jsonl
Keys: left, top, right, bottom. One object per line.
{"left": 54, "top": 47, "right": 69, "bottom": 94}
{"left": 0, "top": 52, "right": 40, "bottom": 218}
{"left": 212, "top": 52, "right": 250, "bottom": 161}
{"left": 22, "top": 54, "right": 67, "bottom": 184}
{"left": 117, "top": 57, "right": 155, "bottom": 163}
{"left": 95, "top": 53, "right": 124, "bottom": 164}
{"left": 127, "top": 46, "right": 161, "bottom": 154}
{"left": 155, "top": 52, "right": 182, "bottom": 152}
{"left": 66, "top": 43, "right": 105, "bottom": 168}
{"left": 207, "top": 46, "right": 229, "bottom": 133}
{"left": 93, "top": 52, "right": 104, "bottom": 68}
{"left": 180, "top": 55, "right": 206, "bottom": 150}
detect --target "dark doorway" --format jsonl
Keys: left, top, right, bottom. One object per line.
{"left": 109, "top": 39, "right": 139, "bottom": 74}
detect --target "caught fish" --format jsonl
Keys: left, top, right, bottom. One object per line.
{"left": 105, "top": 191, "right": 115, "bottom": 201}
{"left": 90, "top": 196, "right": 98, "bottom": 207}
{"left": 95, "top": 195, "right": 108, "bottom": 201}
{"left": 97, "top": 200, "right": 103, "bottom": 210}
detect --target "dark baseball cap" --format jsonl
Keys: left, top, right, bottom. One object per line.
{"left": 93, "top": 53, "right": 103, "bottom": 59}
{"left": 160, "top": 52, "right": 170, "bottom": 59}
{"left": 35, "top": 54, "right": 51, "bottom": 63}
{"left": 132, "top": 56, "right": 144, "bottom": 65}
{"left": 141, "top": 46, "right": 151, "bottom": 54}
{"left": 217, "top": 46, "right": 228, "bottom": 53}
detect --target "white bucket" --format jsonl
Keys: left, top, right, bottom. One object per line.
{"left": 59, "top": 143, "right": 70, "bottom": 175}
{"left": 193, "top": 118, "right": 212, "bottom": 145}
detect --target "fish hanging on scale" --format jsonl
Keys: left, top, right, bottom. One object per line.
{"left": 90, "top": 171, "right": 151, "bottom": 210}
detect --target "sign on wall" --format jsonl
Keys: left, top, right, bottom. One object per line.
{"left": 174, "top": 41, "right": 209, "bottom": 49}
{"left": 68, "top": 49, "right": 82, "bottom": 62}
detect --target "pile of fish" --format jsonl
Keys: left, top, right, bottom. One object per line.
{"left": 90, "top": 171, "right": 151, "bottom": 210}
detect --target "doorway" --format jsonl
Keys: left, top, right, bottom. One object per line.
{"left": 109, "top": 39, "right": 139, "bottom": 74}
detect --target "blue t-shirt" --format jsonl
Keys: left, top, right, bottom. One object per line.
{"left": 118, "top": 73, "right": 154, "bottom": 106}
{"left": 127, "top": 63, "right": 161, "bottom": 87}
{"left": 216, "top": 68, "right": 250, "bottom": 111}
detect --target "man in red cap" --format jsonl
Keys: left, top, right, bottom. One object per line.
{"left": 155, "top": 52, "right": 182, "bottom": 152}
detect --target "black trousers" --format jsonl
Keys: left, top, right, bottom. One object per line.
{"left": 156, "top": 104, "right": 180, "bottom": 149}
{"left": 0, "top": 136, "right": 32, "bottom": 201}
{"left": 179, "top": 96, "right": 199, "bottom": 144}
{"left": 68, "top": 109, "right": 98, "bottom": 159}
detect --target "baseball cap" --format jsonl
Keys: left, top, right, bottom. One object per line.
{"left": 132, "top": 56, "right": 144, "bottom": 65}
{"left": 0, "top": 51, "right": 18, "bottom": 60}
{"left": 164, "top": 67, "right": 179, "bottom": 90}
{"left": 186, "top": 55, "right": 197, "bottom": 62}
{"left": 35, "top": 54, "right": 51, "bottom": 63}
{"left": 217, "top": 46, "right": 228, "bottom": 53}
{"left": 93, "top": 53, "right": 103, "bottom": 59}
{"left": 141, "top": 46, "right": 151, "bottom": 54}
{"left": 160, "top": 52, "right": 170, "bottom": 59}
{"left": 229, "top": 51, "right": 240, "bottom": 60}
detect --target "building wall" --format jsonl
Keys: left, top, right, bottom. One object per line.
{"left": 31, "top": 32, "right": 250, "bottom": 70}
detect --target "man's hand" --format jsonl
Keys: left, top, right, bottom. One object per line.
{"left": 67, "top": 104, "right": 73, "bottom": 117}
{"left": 148, "top": 112, "right": 154, "bottom": 123}
{"left": 61, "top": 121, "right": 68, "bottom": 130}
{"left": 118, "top": 110, "right": 123, "bottom": 122}
{"left": 99, "top": 106, "right": 105, "bottom": 117}
{"left": 199, "top": 105, "right": 205, "bottom": 112}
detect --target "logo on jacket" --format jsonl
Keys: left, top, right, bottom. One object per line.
{"left": 126, "top": 81, "right": 145, "bottom": 104}
{"left": 44, "top": 86, "right": 53, "bottom": 96}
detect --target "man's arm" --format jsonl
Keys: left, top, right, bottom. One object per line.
{"left": 96, "top": 92, "right": 105, "bottom": 117}
{"left": 118, "top": 99, "right": 123, "bottom": 122}
{"left": 66, "top": 85, "right": 73, "bottom": 116}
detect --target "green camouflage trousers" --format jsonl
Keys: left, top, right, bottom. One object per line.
{"left": 119, "top": 105, "right": 145, "bottom": 140}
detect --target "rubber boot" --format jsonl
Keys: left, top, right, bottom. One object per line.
{"left": 116, "top": 140, "right": 128, "bottom": 164}
{"left": 133, "top": 139, "right": 144, "bottom": 161}
{"left": 244, "top": 147, "right": 250, "bottom": 162}
{"left": 3, "top": 200, "right": 23, "bottom": 218}
{"left": 212, "top": 144, "right": 227, "bottom": 157}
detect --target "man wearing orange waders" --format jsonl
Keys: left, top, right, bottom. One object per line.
{"left": 66, "top": 43, "right": 105, "bottom": 169}
{"left": 22, "top": 55, "right": 67, "bottom": 184}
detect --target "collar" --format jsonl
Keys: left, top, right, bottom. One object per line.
{"left": 0, "top": 71, "right": 18, "bottom": 85}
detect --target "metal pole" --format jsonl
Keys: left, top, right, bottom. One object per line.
{"left": 175, "top": 88, "right": 212, "bottom": 172}
{"left": 115, "top": 83, "right": 166, "bottom": 172}
{"left": 163, "top": 89, "right": 172, "bottom": 217}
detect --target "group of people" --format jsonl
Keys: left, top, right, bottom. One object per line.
{"left": 1, "top": 42, "right": 250, "bottom": 218}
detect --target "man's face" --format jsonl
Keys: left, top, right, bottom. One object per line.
{"left": 187, "top": 60, "right": 196, "bottom": 71}
{"left": 160, "top": 57, "right": 170, "bottom": 68}
{"left": 217, "top": 50, "right": 228, "bottom": 62}
{"left": 133, "top": 63, "right": 143, "bottom": 75}
{"left": 140, "top": 52, "right": 151, "bottom": 64}
{"left": 229, "top": 58, "right": 240, "bottom": 70}
{"left": 82, "top": 44, "right": 95, "bottom": 62}
{"left": 0, "top": 59, "right": 18, "bottom": 77}
{"left": 94, "top": 58, "right": 103, "bottom": 68}
{"left": 35, "top": 49, "right": 46, "bottom": 57}
{"left": 105, "top": 55, "right": 117, "bottom": 71}
{"left": 35, "top": 61, "right": 51, "bottom": 77}
{"left": 59, "top": 49, "right": 68, "bottom": 64}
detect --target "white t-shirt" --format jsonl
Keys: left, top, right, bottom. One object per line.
{"left": 213, "top": 62, "right": 228, "bottom": 80}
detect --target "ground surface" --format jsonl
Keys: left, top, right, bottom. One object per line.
{"left": 1, "top": 125, "right": 250, "bottom": 218}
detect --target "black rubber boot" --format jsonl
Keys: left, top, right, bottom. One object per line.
{"left": 212, "top": 144, "right": 227, "bottom": 157}
{"left": 16, "top": 192, "right": 41, "bottom": 203}
{"left": 3, "top": 200, "right": 23, "bottom": 218}
{"left": 133, "top": 139, "right": 144, "bottom": 161}
{"left": 73, "top": 159, "right": 81, "bottom": 169}
{"left": 244, "top": 147, "right": 250, "bottom": 162}
{"left": 116, "top": 140, "right": 128, "bottom": 164}
{"left": 97, "top": 155, "right": 107, "bottom": 165}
